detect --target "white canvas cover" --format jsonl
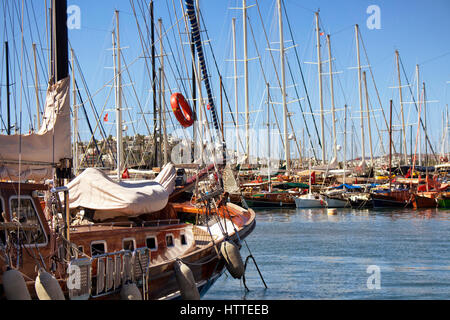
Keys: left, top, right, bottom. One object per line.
{"left": 67, "top": 163, "right": 177, "bottom": 221}
{"left": 0, "top": 77, "right": 71, "bottom": 181}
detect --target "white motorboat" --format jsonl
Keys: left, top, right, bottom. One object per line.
{"left": 295, "top": 193, "right": 327, "bottom": 208}
{"left": 296, "top": 153, "right": 327, "bottom": 209}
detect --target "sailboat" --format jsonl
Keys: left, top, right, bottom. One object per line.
{"left": 295, "top": 192, "right": 327, "bottom": 209}
{"left": 295, "top": 152, "right": 326, "bottom": 208}
{"left": 0, "top": 0, "right": 255, "bottom": 300}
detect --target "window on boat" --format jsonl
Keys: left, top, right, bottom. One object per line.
{"left": 91, "top": 241, "right": 107, "bottom": 256}
{"left": 78, "top": 245, "right": 84, "bottom": 253}
{"left": 122, "top": 238, "right": 135, "bottom": 251}
{"left": 166, "top": 234, "right": 174, "bottom": 248}
{"left": 180, "top": 234, "right": 187, "bottom": 246}
{"left": 146, "top": 236, "right": 157, "bottom": 251}
{"left": 9, "top": 196, "right": 46, "bottom": 246}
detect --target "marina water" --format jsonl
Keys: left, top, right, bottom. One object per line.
{"left": 205, "top": 207, "right": 450, "bottom": 300}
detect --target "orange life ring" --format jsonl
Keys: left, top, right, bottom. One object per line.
{"left": 170, "top": 93, "right": 194, "bottom": 128}
{"left": 257, "top": 176, "right": 263, "bottom": 183}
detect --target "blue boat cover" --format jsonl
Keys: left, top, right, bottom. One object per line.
{"left": 332, "top": 184, "right": 362, "bottom": 190}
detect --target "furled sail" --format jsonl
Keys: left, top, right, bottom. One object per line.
{"left": 0, "top": 77, "right": 71, "bottom": 181}
{"left": 67, "top": 163, "right": 177, "bottom": 221}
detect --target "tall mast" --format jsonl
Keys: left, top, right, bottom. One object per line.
{"left": 308, "top": 149, "right": 312, "bottom": 195}
{"left": 220, "top": 76, "right": 224, "bottom": 137}
{"left": 243, "top": 0, "right": 250, "bottom": 163}
{"left": 442, "top": 110, "right": 445, "bottom": 158}
{"left": 114, "top": 10, "right": 123, "bottom": 179}
{"left": 71, "top": 48, "right": 78, "bottom": 174}
{"left": 423, "top": 82, "right": 428, "bottom": 167}
{"left": 316, "top": 12, "right": 325, "bottom": 163}
{"left": 416, "top": 64, "right": 421, "bottom": 166}
{"left": 343, "top": 104, "right": 347, "bottom": 184}
{"left": 395, "top": 50, "right": 407, "bottom": 164}
{"left": 197, "top": 59, "right": 204, "bottom": 162}
{"left": 423, "top": 82, "right": 429, "bottom": 191}
{"left": 150, "top": 0, "right": 157, "bottom": 168}
{"left": 4, "top": 41, "right": 11, "bottom": 135}
{"left": 232, "top": 18, "right": 239, "bottom": 160}
{"left": 159, "top": 18, "right": 168, "bottom": 165}
{"left": 444, "top": 104, "right": 448, "bottom": 160}
{"left": 193, "top": 0, "right": 200, "bottom": 163}
{"left": 355, "top": 24, "right": 365, "bottom": 166}
{"left": 351, "top": 123, "right": 354, "bottom": 163}
{"left": 302, "top": 127, "right": 305, "bottom": 167}
{"left": 267, "top": 82, "right": 271, "bottom": 192}
{"left": 363, "top": 71, "right": 374, "bottom": 167}
{"left": 389, "top": 100, "right": 393, "bottom": 189}
{"left": 112, "top": 32, "right": 119, "bottom": 175}
{"left": 32, "top": 43, "right": 41, "bottom": 130}
{"left": 158, "top": 67, "right": 162, "bottom": 167}
{"left": 190, "top": 20, "right": 196, "bottom": 158}
{"left": 326, "top": 34, "right": 337, "bottom": 163}
{"left": 279, "top": 0, "right": 290, "bottom": 173}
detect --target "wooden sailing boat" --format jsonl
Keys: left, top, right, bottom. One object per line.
{"left": 0, "top": 0, "right": 256, "bottom": 300}
{"left": 295, "top": 150, "right": 326, "bottom": 208}
{"left": 370, "top": 100, "right": 411, "bottom": 208}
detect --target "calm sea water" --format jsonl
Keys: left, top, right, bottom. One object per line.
{"left": 204, "top": 207, "right": 450, "bottom": 300}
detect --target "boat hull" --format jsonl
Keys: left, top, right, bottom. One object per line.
{"left": 325, "top": 197, "right": 348, "bottom": 208}
{"left": 371, "top": 191, "right": 412, "bottom": 208}
{"left": 412, "top": 194, "right": 437, "bottom": 209}
{"left": 244, "top": 198, "right": 296, "bottom": 208}
{"left": 372, "top": 198, "right": 407, "bottom": 208}
{"left": 295, "top": 197, "right": 326, "bottom": 208}
{"left": 348, "top": 194, "right": 373, "bottom": 208}
{"left": 438, "top": 198, "right": 450, "bottom": 208}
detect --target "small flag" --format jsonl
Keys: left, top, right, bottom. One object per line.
{"left": 320, "top": 32, "right": 324, "bottom": 36}
{"left": 311, "top": 171, "right": 316, "bottom": 185}
{"left": 103, "top": 113, "right": 108, "bottom": 122}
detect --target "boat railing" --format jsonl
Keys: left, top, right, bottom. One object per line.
{"left": 67, "top": 247, "right": 150, "bottom": 300}
{"left": 139, "top": 219, "right": 180, "bottom": 227}
{"left": 73, "top": 219, "right": 181, "bottom": 231}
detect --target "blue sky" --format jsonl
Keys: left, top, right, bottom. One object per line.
{"left": 1, "top": 0, "right": 449, "bottom": 161}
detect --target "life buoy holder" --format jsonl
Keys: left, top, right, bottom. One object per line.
{"left": 170, "top": 93, "right": 194, "bottom": 128}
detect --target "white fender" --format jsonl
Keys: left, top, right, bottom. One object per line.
{"left": 220, "top": 240, "right": 244, "bottom": 279}
{"left": 35, "top": 268, "right": 65, "bottom": 300}
{"left": 173, "top": 260, "right": 200, "bottom": 300}
{"left": 120, "top": 283, "right": 142, "bottom": 300}
{"left": 2, "top": 268, "right": 31, "bottom": 300}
